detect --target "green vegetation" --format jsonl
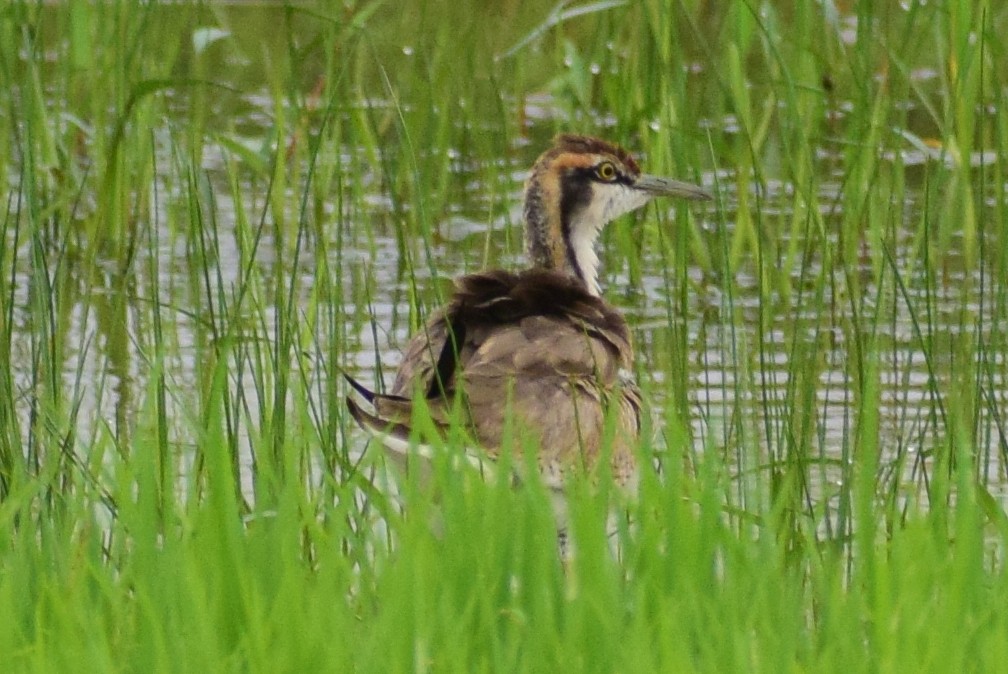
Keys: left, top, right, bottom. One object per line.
{"left": 2, "top": 0, "right": 1008, "bottom": 671}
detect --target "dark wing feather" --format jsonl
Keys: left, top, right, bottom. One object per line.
{"left": 376, "top": 269, "right": 640, "bottom": 486}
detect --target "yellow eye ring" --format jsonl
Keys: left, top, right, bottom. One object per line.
{"left": 596, "top": 162, "right": 617, "bottom": 181}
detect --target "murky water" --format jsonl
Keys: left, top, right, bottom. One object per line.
{"left": 7, "top": 4, "right": 1008, "bottom": 515}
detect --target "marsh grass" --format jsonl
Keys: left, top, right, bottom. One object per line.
{"left": 3, "top": 0, "right": 1008, "bottom": 671}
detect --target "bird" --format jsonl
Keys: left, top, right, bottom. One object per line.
{"left": 345, "top": 134, "right": 710, "bottom": 514}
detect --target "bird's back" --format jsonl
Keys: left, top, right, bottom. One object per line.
{"left": 384, "top": 268, "right": 641, "bottom": 489}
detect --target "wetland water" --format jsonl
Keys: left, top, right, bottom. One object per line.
{"left": 7, "top": 4, "right": 1007, "bottom": 522}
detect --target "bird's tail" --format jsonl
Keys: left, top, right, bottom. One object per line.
{"left": 343, "top": 373, "right": 417, "bottom": 456}
{"left": 343, "top": 372, "right": 496, "bottom": 477}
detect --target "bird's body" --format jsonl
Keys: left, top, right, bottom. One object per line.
{"left": 348, "top": 267, "right": 641, "bottom": 489}
{"left": 346, "top": 134, "right": 709, "bottom": 500}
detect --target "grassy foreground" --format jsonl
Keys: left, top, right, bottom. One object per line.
{"left": 3, "top": 0, "right": 1008, "bottom": 671}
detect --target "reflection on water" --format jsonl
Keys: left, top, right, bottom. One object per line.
{"left": 6, "top": 4, "right": 1008, "bottom": 522}
{"left": 10, "top": 127, "right": 1008, "bottom": 507}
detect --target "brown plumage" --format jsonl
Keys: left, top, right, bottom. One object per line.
{"left": 346, "top": 134, "right": 710, "bottom": 496}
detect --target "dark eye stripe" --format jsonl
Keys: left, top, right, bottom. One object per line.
{"left": 558, "top": 171, "right": 593, "bottom": 285}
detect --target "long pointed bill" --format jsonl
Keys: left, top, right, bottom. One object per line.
{"left": 633, "top": 174, "right": 713, "bottom": 201}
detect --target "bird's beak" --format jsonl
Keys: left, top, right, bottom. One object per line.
{"left": 633, "top": 174, "right": 712, "bottom": 201}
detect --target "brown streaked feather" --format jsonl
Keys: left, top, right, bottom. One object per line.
{"left": 549, "top": 134, "right": 641, "bottom": 175}
{"left": 374, "top": 268, "right": 640, "bottom": 488}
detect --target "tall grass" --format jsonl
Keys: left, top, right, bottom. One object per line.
{"left": 2, "top": 0, "right": 1008, "bottom": 671}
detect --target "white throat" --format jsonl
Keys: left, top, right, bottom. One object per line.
{"left": 568, "top": 185, "right": 652, "bottom": 297}
{"left": 569, "top": 214, "right": 604, "bottom": 296}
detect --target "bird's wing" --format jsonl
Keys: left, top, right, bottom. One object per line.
{"left": 355, "top": 269, "right": 640, "bottom": 487}
{"left": 457, "top": 312, "right": 638, "bottom": 467}
{"left": 390, "top": 268, "right": 633, "bottom": 400}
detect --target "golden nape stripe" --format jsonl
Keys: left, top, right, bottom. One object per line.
{"left": 345, "top": 134, "right": 711, "bottom": 531}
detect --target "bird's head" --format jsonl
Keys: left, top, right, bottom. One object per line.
{"left": 523, "top": 134, "right": 711, "bottom": 296}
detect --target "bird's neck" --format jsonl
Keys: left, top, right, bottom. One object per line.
{"left": 523, "top": 179, "right": 603, "bottom": 297}
{"left": 562, "top": 213, "right": 603, "bottom": 297}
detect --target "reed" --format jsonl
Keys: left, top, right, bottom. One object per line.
{"left": 1, "top": 0, "right": 1007, "bottom": 671}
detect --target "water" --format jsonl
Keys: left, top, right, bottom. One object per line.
{"left": 6, "top": 3, "right": 1007, "bottom": 519}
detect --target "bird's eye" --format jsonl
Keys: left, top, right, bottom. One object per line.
{"left": 596, "top": 162, "right": 617, "bottom": 181}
